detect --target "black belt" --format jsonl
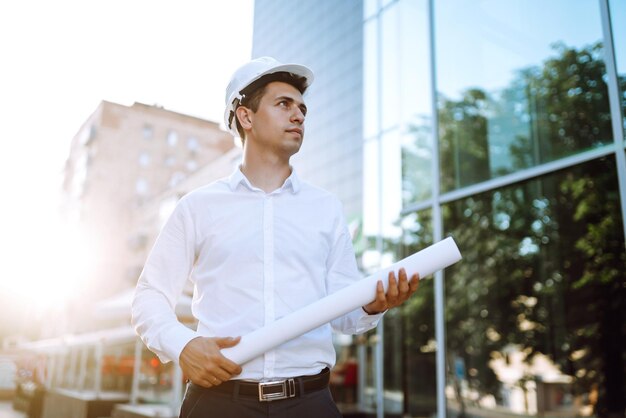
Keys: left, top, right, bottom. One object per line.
{"left": 194, "top": 368, "right": 330, "bottom": 402}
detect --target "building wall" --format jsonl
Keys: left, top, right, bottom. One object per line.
{"left": 127, "top": 146, "right": 243, "bottom": 294}
{"left": 63, "top": 101, "right": 234, "bottom": 329}
{"left": 252, "top": 0, "right": 364, "bottom": 221}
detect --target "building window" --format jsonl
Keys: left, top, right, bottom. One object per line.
{"left": 609, "top": 0, "right": 626, "bottom": 139}
{"left": 169, "top": 172, "right": 186, "bottom": 188}
{"left": 187, "top": 136, "right": 199, "bottom": 152}
{"left": 435, "top": 0, "right": 610, "bottom": 192}
{"left": 164, "top": 155, "right": 176, "bottom": 167}
{"left": 142, "top": 125, "right": 153, "bottom": 140}
{"left": 135, "top": 178, "right": 149, "bottom": 195}
{"left": 186, "top": 160, "right": 198, "bottom": 172}
{"left": 138, "top": 152, "right": 150, "bottom": 167}
{"left": 167, "top": 130, "right": 178, "bottom": 147}
{"left": 442, "top": 156, "right": 624, "bottom": 417}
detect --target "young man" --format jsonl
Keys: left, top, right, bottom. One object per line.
{"left": 131, "top": 57, "right": 419, "bottom": 418}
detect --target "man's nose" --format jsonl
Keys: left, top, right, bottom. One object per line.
{"left": 291, "top": 108, "right": 305, "bottom": 124}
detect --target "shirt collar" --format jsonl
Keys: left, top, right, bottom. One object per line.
{"left": 228, "top": 166, "right": 301, "bottom": 194}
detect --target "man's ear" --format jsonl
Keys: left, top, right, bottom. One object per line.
{"left": 236, "top": 106, "right": 253, "bottom": 130}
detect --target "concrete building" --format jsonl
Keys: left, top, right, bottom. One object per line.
{"left": 62, "top": 101, "right": 234, "bottom": 330}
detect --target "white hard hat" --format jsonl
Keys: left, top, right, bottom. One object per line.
{"left": 223, "top": 56, "right": 314, "bottom": 137}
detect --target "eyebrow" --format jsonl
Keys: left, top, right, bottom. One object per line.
{"left": 276, "top": 95, "right": 308, "bottom": 115}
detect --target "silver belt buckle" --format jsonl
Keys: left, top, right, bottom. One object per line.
{"left": 258, "top": 378, "right": 296, "bottom": 402}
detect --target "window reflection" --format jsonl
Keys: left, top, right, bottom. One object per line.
{"left": 442, "top": 157, "right": 625, "bottom": 417}
{"left": 435, "top": 0, "right": 612, "bottom": 192}
{"left": 363, "top": 19, "right": 378, "bottom": 140}
{"left": 384, "top": 209, "right": 436, "bottom": 416}
{"left": 381, "top": 4, "right": 400, "bottom": 131}
{"left": 609, "top": 0, "right": 626, "bottom": 138}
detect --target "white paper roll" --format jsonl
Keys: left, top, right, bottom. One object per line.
{"left": 221, "top": 237, "right": 462, "bottom": 365}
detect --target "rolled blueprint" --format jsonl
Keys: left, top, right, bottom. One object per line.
{"left": 222, "top": 236, "right": 462, "bottom": 365}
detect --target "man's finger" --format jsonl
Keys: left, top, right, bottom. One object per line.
{"left": 221, "top": 359, "right": 243, "bottom": 376}
{"left": 216, "top": 336, "right": 241, "bottom": 348}
{"left": 387, "top": 271, "right": 398, "bottom": 299}
{"left": 398, "top": 268, "right": 410, "bottom": 293}
{"left": 409, "top": 274, "right": 419, "bottom": 292}
{"left": 376, "top": 280, "right": 385, "bottom": 300}
{"left": 207, "top": 366, "right": 232, "bottom": 383}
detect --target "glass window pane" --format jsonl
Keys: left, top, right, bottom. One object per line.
{"left": 381, "top": 129, "right": 403, "bottom": 242}
{"left": 364, "top": 20, "right": 379, "bottom": 139}
{"left": 364, "top": 0, "right": 378, "bottom": 20}
{"left": 435, "top": 0, "right": 612, "bottom": 192}
{"left": 609, "top": 0, "right": 626, "bottom": 139}
{"left": 380, "top": 4, "right": 400, "bottom": 131}
{"left": 399, "top": 0, "right": 433, "bottom": 205}
{"left": 363, "top": 138, "right": 382, "bottom": 245}
{"left": 443, "top": 157, "right": 625, "bottom": 417}
{"left": 398, "top": 0, "right": 431, "bottom": 126}
{"left": 402, "top": 126, "right": 432, "bottom": 204}
{"left": 384, "top": 210, "right": 435, "bottom": 416}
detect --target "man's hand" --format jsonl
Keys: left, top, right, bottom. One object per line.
{"left": 179, "top": 336, "right": 242, "bottom": 388}
{"left": 363, "top": 268, "right": 419, "bottom": 315}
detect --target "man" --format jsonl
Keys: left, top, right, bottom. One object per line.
{"left": 131, "top": 57, "right": 419, "bottom": 417}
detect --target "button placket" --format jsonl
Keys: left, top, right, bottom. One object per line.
{"left": 262, "top": 195, "right": 275, "bottom": 377}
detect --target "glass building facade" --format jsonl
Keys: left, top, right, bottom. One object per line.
{"left": 252, "top": 1, "right": 625, "bottom": 417}
{"left": 253, "top": 0, "right": 365, "bottom": 220}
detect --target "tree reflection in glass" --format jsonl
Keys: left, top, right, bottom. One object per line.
{"left": 441, "top": 157, "right": 625, "bottom": 417}
{"left": 439, "top": 43, "right": 621, "bottom": 192}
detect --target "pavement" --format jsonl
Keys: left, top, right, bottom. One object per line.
{"left": 0, "top": 401, "right": 26, "bottom": 418}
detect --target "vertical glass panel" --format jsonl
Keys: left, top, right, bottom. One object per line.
{"left": 364, "top": 19, "right": 379, "bottom": 139}
{"left": 402, "top": 126, "right": 433, "bottom": 204}
{"left": 357, "top": 331, "right": 378, "bottom": 411}
{"left": 399, "top": 0, "right": 433, "bottom": 205}
{"left": 363, "top": 138, "right": 382, "bottom": 251}
{"left": 609, "top": 0, "right": 626, "bottom": 139}
{"left": 443, "top": 157, "right": 625, "bottom": 417}
{"left": 364, "top": 0, "right": 379, "bottom": 20}
{"left": 383, "top": 209, "right": 436, "bottom": 417}
{"left": 397, "top": 0, "right": 432, "bottom": 127}
{"left": 381, "top": 129, "right": 403, "bottom": 244}
{"left": 435, "top": 0, "right": 612, "bottom": 192}
{"left": 380, "top": 3, "right": 400, "bottom": 131}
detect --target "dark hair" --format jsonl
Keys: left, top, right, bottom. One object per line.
{"left": 235, "top": 72, "right": 308, "bottom": 141}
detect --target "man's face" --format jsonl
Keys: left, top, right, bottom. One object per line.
{"left": 247, "top": 81, "right": 307, "bottom": 157}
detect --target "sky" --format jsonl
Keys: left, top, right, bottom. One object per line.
{"left": 0, "top": 0, "right": 254, "bottom": 318}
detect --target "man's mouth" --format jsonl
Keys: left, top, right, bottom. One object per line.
{"left": 286, "top": 128, "right": 303, "bottom": 137}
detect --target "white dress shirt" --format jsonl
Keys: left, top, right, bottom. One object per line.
{"left": 131, "top": 167, "right": 383, "bottom": 380}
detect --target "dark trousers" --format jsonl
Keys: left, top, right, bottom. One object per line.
{"left": 179, "top": 383, "right": 343, "bottom": 418}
